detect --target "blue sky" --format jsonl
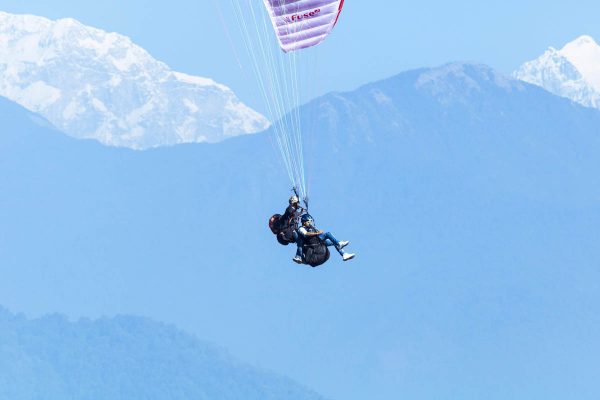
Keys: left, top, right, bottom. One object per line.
{"left": 2, "top": 2, "right": 600, "bottom": 399}
{"left": 2, "top": 0, "right": 600, "bottom": 110}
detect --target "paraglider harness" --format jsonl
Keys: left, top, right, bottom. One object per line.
{"left": 268, "top": 188, "right": 330, "bottom": 267}
{"left": 297, "top": 216, "right": 331, "bottom": 267}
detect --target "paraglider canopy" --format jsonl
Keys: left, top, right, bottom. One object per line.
{"left": 262, "top": 0, "right": 345, "bottom": 52}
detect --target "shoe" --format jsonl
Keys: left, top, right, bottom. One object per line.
{"left": 338, "top": 241, "right": 350, "bottom": 249}
{"left": 293, "top": 256, "right": 303, "bottom": 264}
{"left": 342, "top": 253, "right": 355, "bottom": 261}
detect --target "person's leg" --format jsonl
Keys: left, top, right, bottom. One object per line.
{"left": 295, "top": 231, "right": 303, "bottom": 258}
{"left": 321, "top": 237, "right": 355, "bottom": 261}
{"left": 319, "top": 232, "right": 339, "bottom": 245}
{"left": 319, "top": 232, "right": 345, "bottom": 255}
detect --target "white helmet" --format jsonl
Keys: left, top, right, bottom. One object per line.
{"left": 289, "top": 195, "right": 299, "bottom": 204}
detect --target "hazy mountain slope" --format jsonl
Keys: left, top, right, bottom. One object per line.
{"left": 0, "top": 307, "right": 324, "bottom": 400}
{"left": 0, "top": 11, "right": 269, "bottom": 149}
{"left": 1, "top": 62, "right": 600, "bottom": 400}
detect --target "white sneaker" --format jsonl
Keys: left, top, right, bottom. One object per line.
{"left": 293, "top": 256, "right": 303, "bottom": 264}
{"left": 342, "top": 253, "right": 355, "bottom": 261}
{"left": 338, "top": 241, "right": 350, "bottom": 249}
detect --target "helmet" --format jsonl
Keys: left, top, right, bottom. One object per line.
{"left": 289, "top": 195, "right": 299, "bottom": 204}
{"left": 301, "top": 214, "right": 314, "bottom": 225}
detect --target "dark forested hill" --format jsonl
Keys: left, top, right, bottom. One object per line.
{"left": 0, "top": 307, "right": 323, "bottom": 400}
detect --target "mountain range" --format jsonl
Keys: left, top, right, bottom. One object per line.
{"left": 0, "top": 11, "right": 269, "bottom": 149}
{"left": 2, "top": 61, "right": 600, "bottom": 400}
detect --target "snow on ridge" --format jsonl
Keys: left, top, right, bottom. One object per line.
{"left": 514, "top": 35, "right": 600, "bottom": 109}
{"left": 173, "top": 72, "right": 229, "bottom": 91}
{"left": 0, "top": 11, "right": 270, "bottom": 149}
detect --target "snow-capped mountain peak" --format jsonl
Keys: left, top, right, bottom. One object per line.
{"left": 514, "top": 35, "right": 600, "bottom": 109}
{"left": 560, "top": 35, "right": 600, "bottom": 91}
{"left": 0, "top": 11, "right": 269, "bottom": 149}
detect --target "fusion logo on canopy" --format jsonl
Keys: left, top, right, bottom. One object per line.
{"left": 285, "top": 8, "right": 321, "bottom": 23}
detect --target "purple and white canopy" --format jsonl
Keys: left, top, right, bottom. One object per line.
{"left": 262, "top": 0, "right": 345, "bottom": 52}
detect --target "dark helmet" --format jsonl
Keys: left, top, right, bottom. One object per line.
{"left": 301, "top": 214, "right": 314, "bottom": 225}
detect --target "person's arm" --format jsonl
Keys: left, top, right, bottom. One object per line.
{"left": 288, "top": 206, "right": 299, "bottom": 224}
{"left": 303, "top": 229, "right": 323, "bottom": 237}
{"left": 282, "top": 206, "right": 294, "bottom": 222}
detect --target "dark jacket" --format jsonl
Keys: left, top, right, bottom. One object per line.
{"left": 281, "top": 205, "right": 300, "bottom": 226}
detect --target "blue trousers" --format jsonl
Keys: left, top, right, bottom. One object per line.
{"left": 295, "top": 231, "right": 303, "bottom": 257}
{"left": 319, "top": 232, "right": 345, "bottom": 255}
{"left": 296, "top": 231, "right": 344, "bottom": 257}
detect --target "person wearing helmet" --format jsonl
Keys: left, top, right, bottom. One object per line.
{"left": 282, "top": 195, "right": 302, "bottom": 228}
{"left": 273, "top": 194, "right": 303, "bottom": 237}
{"left": 293, "top": 214, "right": 355, "bottom": 263}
